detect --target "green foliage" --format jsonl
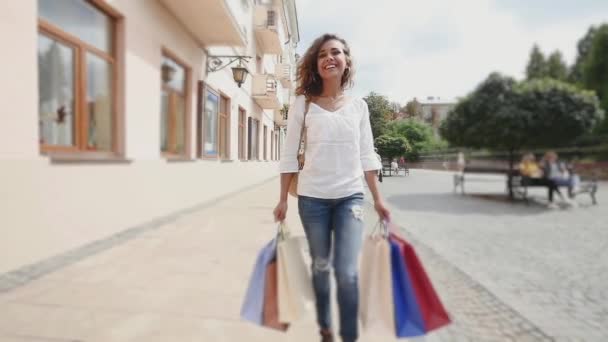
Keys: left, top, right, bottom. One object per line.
{"left": 526, "top": 45, "right": 547, "bottom": 80}
{"left": 404, "top": 98, "right": 423, "bottom": 118}
{"left": 515, "top": 79, "right": 603, "bottom": 146}
{"left": 386, "top": 119, "right": 446, "bottom": 159}
{"left": 363, "top": 92, "right": 392, "bottom": 138}
{"left": 440, "top": 73, "right": 603, "bottom": 152}
{"left": 546, "top": 51, "right": 568, "bottom": 81}
{"left": 374, "top": 134, "right": 411, "bottom": 160}
{"left": 582, "top": 24, "right": 608, "bottom": 133}
{"left": 570, "top": 26, "right": 598, "bottom": 85}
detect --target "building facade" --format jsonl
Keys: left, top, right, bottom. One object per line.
{"left": 419, "top": 96, "right": 455, "bottom": 134}
{"left": 0, "top": 0, "right": 299, "bottom": 273}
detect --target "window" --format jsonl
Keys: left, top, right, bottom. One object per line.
{"left": 275, "top": 131, "right": 280, "bottom": 160}
{"left": 270, "top": 130, "right": 274, "bottom": 161}
{"left": 37, "top": 0, "right": 123, "bottom": 155}
{"left": 248, "top": 117, "right": 260, "bottom": 160}
{"left": 238, "top": 108, "right": 246, "bottom": 160}
{"left": 161, "top": 51, "right": 190, "bottom": 156}
{"left": 203, "top": 88, "right": 219, "bottom": 157}
{"left": 277, "top": 130, "right": 281, "bottom": 160}
{"left": 219, "top": 95, "right": 230, "bottom": 159}
{"left": 263, "top": 125, "right": 268, "bottom": 160}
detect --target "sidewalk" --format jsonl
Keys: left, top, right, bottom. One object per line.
{"left": 0, "top": 178, "right": 548, "bottom": 341}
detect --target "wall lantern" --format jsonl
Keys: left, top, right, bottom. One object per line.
{"left": 206, "top": 55, "right": 252, "bottom": 88}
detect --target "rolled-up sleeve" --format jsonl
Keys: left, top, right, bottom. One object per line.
{"left": 278, "top": 96, "right": 305, "bottom": 173}
{"left": 359, "top": 100, "right": 382, "bottom": 171}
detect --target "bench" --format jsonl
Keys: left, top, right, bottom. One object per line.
{"left": 382, "top": 160, "right": 409, "bottom": 177}
{"left": 453, "top": 166, "right": 598, "bottom": 205}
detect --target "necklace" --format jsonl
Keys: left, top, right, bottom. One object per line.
{"left": 318, "top": 93, "right": 345, "bottom": 101}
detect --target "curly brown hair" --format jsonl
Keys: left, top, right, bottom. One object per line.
{"left": 295, "top": 33, "right": 354, "bottom": 98}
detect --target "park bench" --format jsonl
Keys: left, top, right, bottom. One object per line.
{"left": 382, "top": 159, "right": 409, "bottom": 177}
{"left": 453, "top": 165, "right": 598, "bottom": 205}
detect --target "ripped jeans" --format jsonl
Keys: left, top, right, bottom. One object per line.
{"left": 298, "top": 192, "right": 365, "bottom": 342}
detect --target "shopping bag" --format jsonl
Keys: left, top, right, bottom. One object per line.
{"left": 389, "top": 238, "right": 426, "bottom": 337}
{"left": 277, "top": 223, "right": 314, "bottom": 323}
{"left": 359, "top": 225, "right": 395, "bottom": 334}
{"left": 391, "top": 232, "right": 451, "bottom": 332}
{"left": 240, "top": 238, "right": 277, "bottom": 325}
{"left": 262, "top": 260, "right": 289, "bottom": 331}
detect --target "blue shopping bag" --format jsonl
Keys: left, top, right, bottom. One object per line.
{"left": 389, "top": 238, "right": 426, "bottom": 337}
{"left": 240, "top": 238, "right": 278, "bottom": 325}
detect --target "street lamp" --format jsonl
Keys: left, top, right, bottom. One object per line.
{"left": 206, "top": 55, "right": 252, "bottom": 88}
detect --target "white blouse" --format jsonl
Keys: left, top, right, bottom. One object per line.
{"left": 279, "top": 95, "right": 382, "bottom": 199}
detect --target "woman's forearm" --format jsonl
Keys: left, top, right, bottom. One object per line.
{"left": 279, "top": 173, "right": 296, "bottom": 202}
{"left": 364, "top": 170, "right": 382, "bottom": 202}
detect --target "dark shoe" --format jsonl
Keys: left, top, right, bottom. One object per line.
{"left": 320, "top": 329, "right": 334, "bottom": 342}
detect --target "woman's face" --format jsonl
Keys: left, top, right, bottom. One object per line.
{"left": 316, "top": 39, "right": 348, "bottom": 82}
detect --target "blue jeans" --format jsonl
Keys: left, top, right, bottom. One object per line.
{"left": 298, "top": 192, "right": 365, "bottom": 342}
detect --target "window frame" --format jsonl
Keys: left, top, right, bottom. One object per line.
{"left": 247, "top": 117, "right": 260, "bottom": 161}
{"left": 160, "top": 47, "right": 192, "bottom": 158}
{"left": 238, "top": 107, "right": 246, "bottom": 160}
{"left": 37, "top": 0, "right": 125, "bottom": 159}
{"left": 263, "top": 125, "right": 267, "bottom": 161}
{"left": 218, "top": 93, "right": 231, "bottom": 160}
{"left": 199, "top": 82, "right": 225, "bottom": 159}
{"left": 270, "top": 129, "right": 274, "bottom": 161}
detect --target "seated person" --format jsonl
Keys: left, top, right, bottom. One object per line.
{"left": 542, "top": 151, "right": 580, "bottom": 198}
{"left": 519, "top": 153, "right": 564, "bottom": 208}
{"left": 391, "top": 159, "right": 399, "bottom": 174}
{"left": 519, "top": 153, "right": 542, "bottom": 178}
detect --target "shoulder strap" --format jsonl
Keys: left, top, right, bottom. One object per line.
{"left": 297, "top": 99, "right": 310, "bottom": 155}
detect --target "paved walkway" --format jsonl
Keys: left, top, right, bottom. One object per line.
{"left": 0, "top": 170, "right": 605, "bottom": 341}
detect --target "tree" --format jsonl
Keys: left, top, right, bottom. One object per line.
{"left": 546, "top": 50, "right": 568, "bottom": 81}
{"left": 582, "top": 24, "right": 608, "bottom": 133}
{"left": 440, "top": 73, "right": 603, "bottom": 197}
{"left": 389, "top": 101, "right": 401, "bottom": 113}
{"left": 386, "top": 119, "right": 446, "bottom": 160}
{"left": 363, "top": 92, "right": 392, "bottom": 138}
{"left": 515, "top": 79, "right": 602, "bottom": 146}
{"left": 570, "top": 26, "right": 598, "bottom": 85}
{"left": 526, "top": 44, "right": 547, "bottom": 80}
{"left": 404, "top": 98, "right": 423, "bottom": 118}
{"left": 374, "top": 135, "right": 411, "bottom": 160}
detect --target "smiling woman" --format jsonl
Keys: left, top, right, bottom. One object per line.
{"left": 274, "top": 33, "right": 390, "bottom": 342}
{"left": 295, "top": 33, "right": 354, "bottom": 98}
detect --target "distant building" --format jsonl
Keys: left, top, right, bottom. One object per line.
{"left": 418, "top": 96, "right": 456, "bottom": 135}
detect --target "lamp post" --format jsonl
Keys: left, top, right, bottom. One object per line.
{"left": 206, "top": 55, "right": 252, "bottom": 88}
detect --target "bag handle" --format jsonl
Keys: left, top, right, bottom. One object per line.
{"left": 297, "top": 98, "right": 311, "bottom": 170}
{"left": 277, "top": 222, "right": 290, "bottom": 241}
{"left": 370, "top": 220, "right": 389, "bottom": 238}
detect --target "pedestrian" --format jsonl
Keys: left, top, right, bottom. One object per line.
{"left": 399, "top": 156, "right": 405, "bottom": 168}
{"left": 273, "top": 33, "right": 391, "bottom": 342}
{"left": 375, "top": 148, "right": 383, "bottom": 182}
{"left": 391, "top": 158, "right": 399, "bottom": 174}
{"left": 457, "top": 151, "right": 466, "bottom": 174}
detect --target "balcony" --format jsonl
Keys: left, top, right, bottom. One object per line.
{"left": 274, "top": 63, "right": 292, "bottom": 88}
{"left": 160, "top": 0, "right": 246, "bottom": 47}
{"left": 252, "top": 74, "right": 282, "bottom": 110}
{"left": 254, "top": 6, "right": 283, "bottom": 55}
{"left": 274, "top": 108, "right": 288, "bottom": 126}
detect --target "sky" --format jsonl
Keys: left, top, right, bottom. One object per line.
{"left": 294, "top": 0, "right": 608, "bottom": 106}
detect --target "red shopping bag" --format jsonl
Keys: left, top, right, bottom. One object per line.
{"left": 390, "top": 232, "right": 451, "bottom": 332}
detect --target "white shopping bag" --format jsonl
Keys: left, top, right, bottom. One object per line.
{"left": 359, "top": 222, "right": 395, "bottom": 335}
{"left": 276, "top": 223, "right": 315, "bottom": 323}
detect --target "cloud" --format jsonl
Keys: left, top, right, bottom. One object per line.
{"left": 295, "top": 0, "right": 607, "bottom": 105}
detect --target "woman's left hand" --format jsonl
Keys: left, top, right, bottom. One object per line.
{"left": 374, "top": 199, "right": 391, "bottom": 222}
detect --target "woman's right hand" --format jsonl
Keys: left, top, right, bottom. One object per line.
{"left": 273, "top": 200, "right": 288, "bottom": 222}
